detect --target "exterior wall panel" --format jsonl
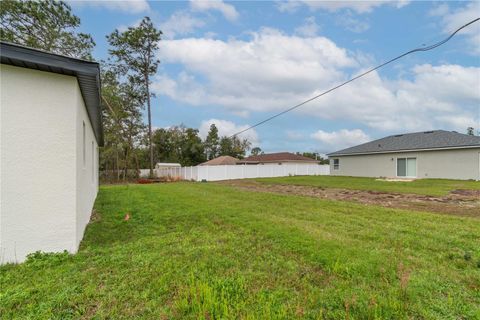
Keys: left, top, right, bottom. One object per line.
{"left": 330, "top": 148, "right": 480, "bottom": 180}
{"left": 75, "top": 81, "right": 99, "bottom": 248}
{"left": 0, "top": 65, "right": 98, "bottom": 264}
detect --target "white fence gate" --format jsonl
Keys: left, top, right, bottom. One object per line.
{"left": 156, "top": 164, "right": 330, "bottom": 182}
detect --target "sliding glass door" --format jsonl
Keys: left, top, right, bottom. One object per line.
{"left": 397, "top": 157, "right": 416, "bottom": 177}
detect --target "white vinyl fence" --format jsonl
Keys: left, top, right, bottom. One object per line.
{"left": 156, "top": 163, "right": 330, "bottom": 182}
{"left": 139, "top": 169, "right": 150, "bottom": 178}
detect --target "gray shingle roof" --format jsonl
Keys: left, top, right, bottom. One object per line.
{"left": 0, "top": 41, "right": 103, "bottom": 146}
{"left": 328, "top": 130, "right": 480, "bottom": 156}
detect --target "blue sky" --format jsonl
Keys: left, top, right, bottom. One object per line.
{"left": 71, "top": 1, "right": 480, "bottom": 154}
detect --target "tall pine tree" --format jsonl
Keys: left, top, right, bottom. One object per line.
{"left": 107, "top": 17, "right": 162, "bottom": 177}
{"left": 204, "top": 124, "right": 220, "bottom": 160}
{"left": 0, "top": 0, "right": 95, "bottom": 59}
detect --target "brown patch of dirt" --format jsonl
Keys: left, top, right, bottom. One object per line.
{"left": 89, "top": 209, "right": 101, "bottom": 223}
{"left": 217, "top": 180, "right": 480, "bottom": 218}
{"left": 450, "top": 189, "right": 480, "bottom": 197}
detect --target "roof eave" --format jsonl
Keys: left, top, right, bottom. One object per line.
{"left": 238, "top": 160, "right": 318, "bottom": 163}
{"left": 0, "top": 41, "right": 104, "bottom": 146}
{"left": 328, "top": 144, "right": 480, "bottom": 157}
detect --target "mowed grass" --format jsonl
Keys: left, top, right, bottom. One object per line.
{"left": 255, "top": 175, "right": 480, "bottom": 196}
{"left": 1, "top": 183, "right": 479, "bottom": 319}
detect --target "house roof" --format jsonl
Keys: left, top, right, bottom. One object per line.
{"left": 199, "top": 156, "right": 239, "bottom": 166}
{"left": 239, "top": 152, "right": 318, "bottom": 163}
{"left": 0, "top": 41, "right": 103, "bottom": 146}
{"left": 328, "top": 130, "right": 480, "bottom": 156}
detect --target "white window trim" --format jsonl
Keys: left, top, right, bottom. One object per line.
{"left": 396, "top": 157, "right": 417, "bottom": 178}
{"left": 333, "top": 158, "right": 340, "bottom": 170}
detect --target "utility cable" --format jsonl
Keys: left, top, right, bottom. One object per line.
{"left": 229, "top": 17, "right": 480, "bottom": 138}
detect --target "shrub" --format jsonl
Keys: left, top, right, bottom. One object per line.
{"left": 137, "top": 179, "right": 154, "bottom": 184}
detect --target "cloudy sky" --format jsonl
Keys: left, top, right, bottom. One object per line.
{"left": 71, "top": 0, "right": 480, "bottom": 153}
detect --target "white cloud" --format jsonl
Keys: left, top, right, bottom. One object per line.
{"left": 336, "top": 12, "right": 370, "bottom": 33}
{"left": 204, "top": 31, "right": 218, "bottom": 39}
{"left": 311, "top": 129, "right": 370, "bottom": 151}
{"left": 286, "top": 130, "right": 304, "bottom": 140}
{"left": 154, "top": 28, "right": 480, "bottom": 134}
{"left": 71, "top": 0, "right": 149, "bottom": 13}
{"left": 199, "top": 119, "right": 259, "bottom": 144}
{"left": 428, "top": 3, "right": 449, "bottom": 17}
{"left": 190, "top": 0, "right": 239, "bottom": 21}
{"left": 155, "top": 28, "right": 356, "bottom": 115}
{"left": 160, "top": 11, "right": 206, "bottom": 39}
{"left": 302, "top": 64, "right": 480, "bottom": 131}
{"left": 430, "top": 2, "right": 480, "bottom": 55}
{"left": 294, "top": 16, "right": 320, "bottom": 37}
{"left": 278, "top": 1, "right": 407, "bottom": 33}
{"left": 117, "top": 18, "right": 142, "bottom": 33}
{"left": 277, "top": 1, "right": 409, "bottom": 14}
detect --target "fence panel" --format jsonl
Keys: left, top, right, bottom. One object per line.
{"left": 155, "top": 163, "right": 329, "bottom": 181}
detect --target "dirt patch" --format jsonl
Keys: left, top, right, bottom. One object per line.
{"left": 89, "top": 209, "right": 102, "bottom": 223}
{"left": 450, "top": 189, "right": 480, "bottom": 197}
{"left": 217, "top": 180, "right": 480, "bottom": 218}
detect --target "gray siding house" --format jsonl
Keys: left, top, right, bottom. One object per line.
{"left": 327, "top": 130, "right": 480, "bottom": 180}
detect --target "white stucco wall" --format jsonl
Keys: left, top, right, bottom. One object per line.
{"left": 330, "top": 148, "right": 480, "bottom": 180}
{"left": 75, "top": 85, "right": 99, "bottom": 248}
{"left": 0, "top": 64, "right": 99, "bottom": 264}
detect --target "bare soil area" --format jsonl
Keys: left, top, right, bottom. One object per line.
{"left": 217, "top": 180, "right": 480, "bottom": 218}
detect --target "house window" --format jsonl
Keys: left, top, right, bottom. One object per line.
{"left": 333, "top": 159, "right": 340, "bottom": 170}
{"left": 397, "top": 157, "right": 416, "bottom": 177}
{"left": 82, "top": 121, "right": 86, "bottom": 168}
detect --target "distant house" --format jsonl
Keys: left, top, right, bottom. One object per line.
{"left": 199, "top": 156, "right": 239, "bottom": 166}
{"left": 327, "top": 130, "right": 480, "bottom": 180}
{"left": 0, "top": 42, "right": 103, "bottom": 263}
{"left": 238, "top": 152, "right": 318, "bottom": 165}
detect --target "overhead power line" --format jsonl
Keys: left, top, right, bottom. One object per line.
{"left": 230, "top": 17, "right": 480, "bottom": 138}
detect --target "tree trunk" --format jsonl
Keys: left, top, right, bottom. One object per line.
{"left": 134, "top": 152, "right": 140, "bottom": 178}
{"left": 124, "top": 147, "right": 129, "bottom": 181}
{"left": 115, "top": 148, "right": 120, "bottom": 181}
{"left": 146, "top": 74, "right": 154, "bottom": 178}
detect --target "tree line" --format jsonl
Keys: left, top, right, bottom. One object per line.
{"left": 1, "top": 0, "right": 253, "bottom": 181}
{"left": 10, "top": 1, "right": 465, "bottom": 181}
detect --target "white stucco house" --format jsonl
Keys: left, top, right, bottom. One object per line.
{"left": 0, "top": 42, "right": 103, "bottom": 264}
{"left": 328, "top": 130, "right": 480, "bottom": 180}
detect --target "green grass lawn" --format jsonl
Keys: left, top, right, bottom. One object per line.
{"left": 255, "top": 175, "right": 480, "bottom": 196}
{"left": 1, "top": 183, "right": 479, "bottom": 319}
